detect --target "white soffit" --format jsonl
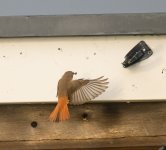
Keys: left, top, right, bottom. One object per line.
{"left": 0, "top": 35, "right": 165, "bottom": 103}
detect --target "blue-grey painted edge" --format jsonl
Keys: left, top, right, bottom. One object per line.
{"left": 0, "top": 13, "right": 166, "bottom": 37}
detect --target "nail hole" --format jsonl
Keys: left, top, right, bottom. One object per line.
{"left": 31, "top": 121, "right": 38, "bottom": 128}
{"left": 82, "top": 113, "right": 88, "bottom": 121}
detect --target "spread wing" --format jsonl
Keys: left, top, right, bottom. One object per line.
{"left": 68, "top": 76, "right": 109, "bottom": 105}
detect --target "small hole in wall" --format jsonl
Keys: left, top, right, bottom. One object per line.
{"left": 31, "top": 121, "right": 38, "bottom": 128}
{"left": 82, "top": 113, "right": 88, "bottom": 121}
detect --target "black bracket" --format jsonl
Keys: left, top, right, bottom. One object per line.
{"left": 122, "top": 41, "right": 153, "bottom": 68}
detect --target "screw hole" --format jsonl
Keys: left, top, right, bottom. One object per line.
{"left": 148, "top": 51, "right": 152, "bottom": 55}
{"left": 82, "top": 113, "right": 88, "bottom": 121}
{"left": 31, "top": 121, "right": 38, "bottom": 128}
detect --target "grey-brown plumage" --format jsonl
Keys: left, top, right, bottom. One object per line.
{"left": 49, "top": 71, "right": 109, "bottom": 122}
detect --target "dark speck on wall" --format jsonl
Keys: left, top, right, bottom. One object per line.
{"left": 2, "top": 56, "right": 6, "bottom": 58}
{"left": 131, "top": 84, "right": 137, "bottom": 89}
{"left": 93, "top": 52, "right": 96, "bottom": 55}
{"left": 86, "top": 57, "right": 89, "bottom": 60}
{"left": 58, "top": 48, "right": 63, "bottom": 51}
{"left": 20, "top": 52, "right": 23, "bottom": 55}
{"left": 162, "top": 68, "right": 166, "bottom": 74}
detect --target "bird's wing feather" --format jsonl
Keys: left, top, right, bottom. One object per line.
{"left": 68, "top": 76, "right": 109, "bottom": 105}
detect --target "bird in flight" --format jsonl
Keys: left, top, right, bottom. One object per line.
{"left": 49, "top": 71, "right": 109, "bottom": 122}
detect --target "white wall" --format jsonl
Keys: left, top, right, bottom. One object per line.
{"left": 0, "top": 35, "right": 166, "bottom": 103}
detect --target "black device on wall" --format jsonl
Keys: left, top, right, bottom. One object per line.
{"left": 122, "top": 41, "right": 153, "bottom": 68}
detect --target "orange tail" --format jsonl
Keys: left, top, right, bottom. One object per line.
{"left": 49, "top": 97, "right": 70, "bottom": 122}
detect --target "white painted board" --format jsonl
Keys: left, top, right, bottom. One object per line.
{"left": 0, "top": 36, "right": 166, "bottom": 103}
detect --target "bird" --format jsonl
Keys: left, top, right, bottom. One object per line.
{"left": 49, "top": 71, "right": 109, "bottom": 122}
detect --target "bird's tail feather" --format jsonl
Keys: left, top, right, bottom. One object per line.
{"left": 49, "top": 97, "right": 70, "bottom": 122}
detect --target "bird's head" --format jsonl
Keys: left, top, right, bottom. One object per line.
{"left": 62, "top": 71, "right": 77, "bottom": 80}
